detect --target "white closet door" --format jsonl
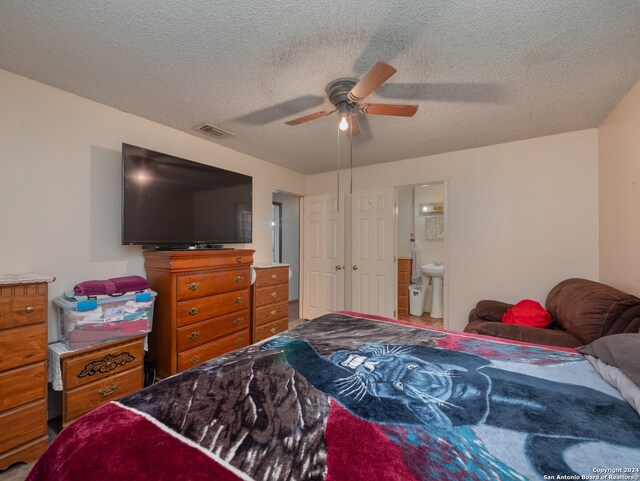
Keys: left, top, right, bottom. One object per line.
{"left": 351, "top": 188, "right": 395, "bottom": 318}
{"left": 302, "top": 193, "right": 345, "bottom": 319}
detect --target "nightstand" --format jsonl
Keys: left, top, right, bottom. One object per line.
{"left": 49, "top": 334, "right": 146, "bottom": 427}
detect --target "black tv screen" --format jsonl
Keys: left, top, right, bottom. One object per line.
{"left": 122, "top": 143, "right": 252, "bottom": 246}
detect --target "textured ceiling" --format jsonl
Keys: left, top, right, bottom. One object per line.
{"left": 1, "top": 1, "right": 639, "bottom": 174}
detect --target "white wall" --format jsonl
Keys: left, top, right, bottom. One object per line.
{"left": 307, "top": 130, "right": 600, "bottom": 331}
{"left": 598, "top": 78, "right": 640, "bottom": 297}
{"left": 0, "top": 69, "right": 306, "bottom": 341}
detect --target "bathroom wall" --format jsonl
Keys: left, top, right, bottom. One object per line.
{"left": 397, "top": 186, "right": 414, "bottom": 259}
{"left": 413, "top": 184, "right": 445, "bottom": 266}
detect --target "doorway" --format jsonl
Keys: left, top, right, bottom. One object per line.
{"left": 272, "top": 191, "right": 301, "bottom": 322}
{"left": 395, "top": 181, "right": 448, "bottom": 329}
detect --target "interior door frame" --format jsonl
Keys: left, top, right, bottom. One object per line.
{"left": 272, "top": 201, "right": 283, "bottom": 263}
{"left": 393, "top": 178, "right": 450, "bottom": 328}
{"left": 272, "top": 190, "right": 301, "bottom": 321}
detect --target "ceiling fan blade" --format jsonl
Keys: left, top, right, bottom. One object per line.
{"left": 285, "top": 110, "right": 334, "bottom": 126}
{"left": 360, "top": 103, "right": 418, "bottom": 117}
{"left": 348, "top": 62, "right": 397, "bottom": 103}
{"left": 347, "top": 115, "right": 360, "bottom": 138}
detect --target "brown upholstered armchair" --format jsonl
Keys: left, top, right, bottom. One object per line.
{"left": 464, "top": 278, "right": 640, "bottom": 348}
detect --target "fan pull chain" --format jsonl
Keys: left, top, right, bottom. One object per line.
{"left": 336, "top": 125, "right": 341, "bottom": 212}
{"left": 350, "top": 138, "right": 353, "bottom": 194}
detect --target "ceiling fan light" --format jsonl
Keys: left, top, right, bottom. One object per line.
{"left": 339, "top": 115, "right": 349, "bottom": 131}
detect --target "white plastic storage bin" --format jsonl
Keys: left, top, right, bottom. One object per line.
{"left": 53, "top": 291, "right": 157, "bottom": 350}
{"left": 409, "top": 284, "right": 426, "bottom": 316}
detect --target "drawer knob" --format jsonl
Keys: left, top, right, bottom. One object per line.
{"left": 271, "top": 291, "right": 277, "bottom": 298}
{"left": 98, "top": 384, "right": 118, "bottom": 398}
{"left": 235, "top": 256, "right": 242, "bottom": 263}
{"left": 235, "top": 337, "right": 245, "bottom": 345}
{"left": 271, "top": 274, "right": 277, "bottom": 280}
{"left": 270, "top": 327, "right": 276, "bottom": 334}
{"left": 24, "top": 305, "right": 35, "bottom": 313}
{"left": 235, "top": 297, "right": 243, "bottom": 304}
{"left": 270, "top": 309, "right": 277, "bottom": 316}
{"left": 234, "top": 318, "right": 244, "bottom": 326}
{"left": 234, "top": 276, "right": 243, "bottom": 283}
{"left": 186, "top": 331, "right": 200, "bottom": 340}
{"left": 187, "top": 282, "right": 200, "bottom": 291}
{"left": 189, "top": 355, "right": 200, "bottom": 364}
{"left": 188, "top": 307, "right": 200, "bottom": 315}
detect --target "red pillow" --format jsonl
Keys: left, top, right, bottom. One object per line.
{"left": 501, "top": 299, "right": 552, "bottom": 328}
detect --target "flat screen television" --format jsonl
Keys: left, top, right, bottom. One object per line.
{"left": 122, "top": 143, "right": 252, "bottom": 247}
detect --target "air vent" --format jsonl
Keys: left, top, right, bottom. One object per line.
{"left": 192, "top": 122, "right": 235, "bottom": 138}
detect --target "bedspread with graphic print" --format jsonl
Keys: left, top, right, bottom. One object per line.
{"left": 27, "top": 313, "right": 640, "bottom": 481}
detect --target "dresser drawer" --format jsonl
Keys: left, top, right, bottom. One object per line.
{"left": 0, "top": 298, "right": 9, "bottom": 329}
{"left": 254, "top": 318, "right": 288, "bottom": 343}
{"left": 177, "top": 310, "right": 249, "bottom": 351}
{"left": 0, "top": 362, "right": 46, "bottom": 412}
{"left": 254, "top": 266, "right": 289, "bottom": 287}
{"left": 0, "top": 295, "right": 46, "bottom": 331}
{"left": 254, "top": 284, "right": 289, "bottom": 308}
{"left": 0, "top": 437, "right": 48, "bottom": 471}
{"left": 0, "top": 324, "right": 46, "bottom": 372}
{"left": 254, "top": 301, "right": 288, "bottom": 327}
{"left": 62, "top": 337, "right": 145, "bottom": 390}
{"left": 177, "top": 269, "right": 250, "bottom": 300}
{"left": 178, "top": 329, "right": 250, "bottom": 371}
{"left": 177, "top": 289, "right": 249, "bottom": 327}
{"left": 0, "top": 400, "right": 46, "bottom": 454}
{"left": 64, "top": 367, "right": 143, "bottom": 423}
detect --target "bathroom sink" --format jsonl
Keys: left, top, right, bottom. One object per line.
{"left": 422, "top": 262, "right": 444, "bottom": 278}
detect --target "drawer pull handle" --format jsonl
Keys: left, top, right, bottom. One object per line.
{"left": 187, "top": 282, "right": 200, "bottom": 291}
{"left": 189, "top": 355, "right": 200, "bottom": 364}
{"left": 235, "top": 337, "right": 245, "bottom": 345}
{"left": 270, "top": 309, "right": 277, "bottom": 316}
{"left": 235, "top": 297, "right": 243, "bottom": 304}
{"left": 24, "top": 306, "right": 35, "bottom": 313}
{"left": 187, "top": 331, "right": 200, "bottom": 340}
{"left": 271, "top": 291, "right": 277, "bottom": 298}
{"left": 98, "top": 384, "right": 118, "bottom": 398}
{"left": 271, "top": 274, "right": 277, "bottom": 280}
{"left": 188, "top": 307, "right": 200, "bottom": 315}
{"left": 235, "top": 256, "right": 242, "bottom": 263}
{"left": 270, "top": 327, "right": 276, "bottom": 334}
{"left": 234, "top": 276, "right": 243, "bottom": 283}
{"left": 234, "top": 318, "right": 244, "bottom": 326}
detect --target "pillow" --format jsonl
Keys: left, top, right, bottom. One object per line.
{"left": 576, "top": 333, "right": 640, "bottom": 387}
{"left": 583, "top": 354, "right": 640, "bottom": 415}
{"left": 501, "top": 299, "right": 552, "bottom": 328}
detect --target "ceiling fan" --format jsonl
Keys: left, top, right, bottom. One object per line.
{"left": 285, "top": 62, "right": 418, "bottom": 138}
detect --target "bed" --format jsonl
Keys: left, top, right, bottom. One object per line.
{"left": 27, "top": 312, "right": 640, "bottom": 481}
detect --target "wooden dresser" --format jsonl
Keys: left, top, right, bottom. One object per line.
{"left": 252, "top": 265, "right": 289, "bottom": 343}
{"left": 0, "top": 278, "right": 51, "bottom": 470}
{"left": 397, "top": 258, "right": 412, "bottom": 318}
{"left": 57, "top": 334, "right": 145, "bottom": 427}
{"left": 144, "top": 249, "right": 254, "bottom": 379}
